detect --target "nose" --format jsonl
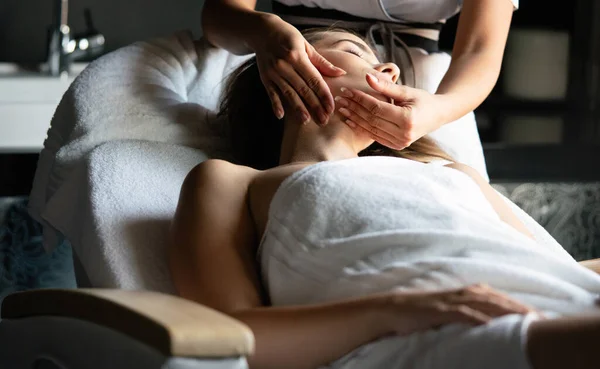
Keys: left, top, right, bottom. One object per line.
{"left": 373, "top": 62, "right": 400, "bottom": 84}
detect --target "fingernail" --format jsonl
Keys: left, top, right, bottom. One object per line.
{"left": 320, "top": 113, "right": 329, "bottom": 125}
{"left": 301, "top": 111, "right": 310, "bottom": 124}
{"left": 335, "top": 96, "right": 349, "bottom": 107}
{"left": 345, "top": 119, "right": 356, "bottom": 128}
{"left": 326, "top": 103, "right": 335, "bottom": 114}
{"left": 276, "top": 110, "right": 284, "bottom": 120}
{"left": 367, "top": 73, "right": 379, "bottom": 83}
{"left": 339, "top": 107, "right": 351, "bottom": 117}
{"left": 340, "top": 87, "right": 353, "bottom": 97}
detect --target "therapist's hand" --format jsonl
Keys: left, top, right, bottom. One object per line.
{"left": 336, "top": 71, "right": 447, "bottom": 150}
{"left": 252, "top": 16, "right": 346, "bottom": 125}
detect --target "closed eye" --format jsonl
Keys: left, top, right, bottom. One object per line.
{"left": 344, "top": 48, "right": 364, "bottom": 58}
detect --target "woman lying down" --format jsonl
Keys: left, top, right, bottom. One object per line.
{"left": 168, "top": 28, "right": 600, "bottom": 369}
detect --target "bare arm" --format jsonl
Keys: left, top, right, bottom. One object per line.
{"left": 445, "top": 162, "right": 534, "bottom": 239}
{"left": 202, "top": 0, "right": 280, "bottom": 55}
{"left": 168, "top": 159, "right": 392, "bottom": 369}
{"left": 331, "top": 0, "right": 514, "bottom": 149}
{"left": 202, "top": 0, "right": 343, "bottom": 125}
{"left": 435, "top": 0, "right": 514, "bottom": 124}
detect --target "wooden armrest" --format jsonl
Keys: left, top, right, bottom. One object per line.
{"left": 579, "top": 258, "right": 600, "bottom": 275}
{"left": 1, "top": 289, "right": 254, "bottom": 358}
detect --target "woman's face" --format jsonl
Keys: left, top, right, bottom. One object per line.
{"left": 313, "top": 32, "right": 400, "bottom": 103}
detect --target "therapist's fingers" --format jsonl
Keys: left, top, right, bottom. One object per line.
{"left": 342, "top": 112, "right": 402, "bottom": 150}
{"left": 257, "top": 59, "right": 287, "bottom": 120}
{"left": 276, "top": 59, "right": 330, "bottom": 125}
{"left": 336, "top": 93, "right": 404, "bottom": 141}
{"left": 267, "top": 69, "right": 311, "bottom": 124}
{"left": 299, "top": 43, "right": 340, "bottom": 115}
{"left": 336, "top": 99, "right": 406, "bottom": 150}
{"left": 345, "top": 118, "right": 400, "bottom": 150}
{"left": 265, "top": 83, "right": 284, "bottom": 120}
{"left": 365, "top": 71, "right": 414, "bottom": 103}
{"left": 306, "top": 42, "right": 347, "bottom": 78}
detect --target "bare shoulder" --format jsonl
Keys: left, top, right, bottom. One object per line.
{"left": 170, "top": 159, "right": 266, "bottom": 312}
{"left": 189, "top": 158, "right": 257, "bottom": 179}
{"left": 183, "top": 159, "right": 259, "bottom": 190}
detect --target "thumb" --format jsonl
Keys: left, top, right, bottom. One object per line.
{"left": 366, "top": 72, "right": 413, "bottom": 103}
{"left": 306, "top": 43, "right": 346, "bottom": 76}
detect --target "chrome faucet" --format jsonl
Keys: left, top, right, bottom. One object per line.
{"left": 47, "top": 0, "right": 105, "bottom": 76}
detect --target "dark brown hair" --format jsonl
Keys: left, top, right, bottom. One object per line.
{"left": 218, "top": 27, "right": 453, "bottom": 170}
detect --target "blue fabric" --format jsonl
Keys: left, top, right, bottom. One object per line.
{"left": 0, "top": 198, "right": 76, "bottom": 305}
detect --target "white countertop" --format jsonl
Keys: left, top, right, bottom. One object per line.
{"left": 0, "top": 63, "right": 88, "bottom": 152}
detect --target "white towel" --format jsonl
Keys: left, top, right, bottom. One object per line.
{"left": 260, "top": 156, "right": 600, "bottom": 312}
{"left": 258, "top": 156, "right": 600, "bottom": 367}
{"left": 42, "top": 140, "right": 206, "bottom": 290}
{"left": 28, "top": 31, "right": 251, "bottom": 253}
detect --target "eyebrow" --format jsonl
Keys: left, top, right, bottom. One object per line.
{"left": 330, "top": 38, "right": 373, "bottom": 56}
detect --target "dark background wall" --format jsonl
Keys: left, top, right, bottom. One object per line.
{"left": 0, "top": 0, "right": 272, "bottom": 63}
{"left": 0, "top": 0, "right": 577, "bottom": 63}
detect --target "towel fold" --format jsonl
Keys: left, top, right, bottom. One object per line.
{"left": 260, "top": 156, "right": 600, "bottom": 313}
{"left": 28, "top": 31, "right": 251, "bottom": 253}
{"left": 259, "top": 156, "right": 600, "bottom": 368}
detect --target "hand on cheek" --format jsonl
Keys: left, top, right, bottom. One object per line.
{"left": 332, "top": 72, "right": 447, "bottom": 150}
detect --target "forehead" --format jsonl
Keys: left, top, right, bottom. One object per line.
{"left": 313, "top": 31, "right": 378, "bottom": 60}
{"left": 318, "top": 31, "right": 365, "bottom": 45}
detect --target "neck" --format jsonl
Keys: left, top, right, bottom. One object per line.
{"left": 278, "top": 116, "right": 368, "bottom": 165}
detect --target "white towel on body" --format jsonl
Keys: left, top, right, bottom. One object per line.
{"left": 258, "top": 156, "right": 600, "bottom": 369}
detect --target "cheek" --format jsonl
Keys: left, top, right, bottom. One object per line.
{"left": 324, "top": 75, "right": 362, "bottom": 96}
{"left": 319, "top": 52, "right": 390, "bottom": 102}
{"left": 324, "top": 74, "right": 390, "bottom": 104}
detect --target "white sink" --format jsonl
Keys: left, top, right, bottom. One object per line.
{"left": 0, "top": 62, "right": 88, "bottom": 103}
{"left": 0, "top": 62, "right": 88, "bottom": 76}
{"left": 0, "top": 63, "right": 88, "bottom": 152}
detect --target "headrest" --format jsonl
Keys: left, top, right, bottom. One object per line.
{"left": 28, "top": 30, "right": 251, "bottom": 252}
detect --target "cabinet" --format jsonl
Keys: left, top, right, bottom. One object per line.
{"left": 440, "top": 0, "right": 600, "bottom": 181}
{"left": 0, "top": 64, "right": 84, "bottom": 195}
{"left": 0, "top": 74, "right": 77, "bottom": 152}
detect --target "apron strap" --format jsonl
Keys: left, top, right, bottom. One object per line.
{"left": 272, "top": 3, "right": 439, "bottom": 88}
